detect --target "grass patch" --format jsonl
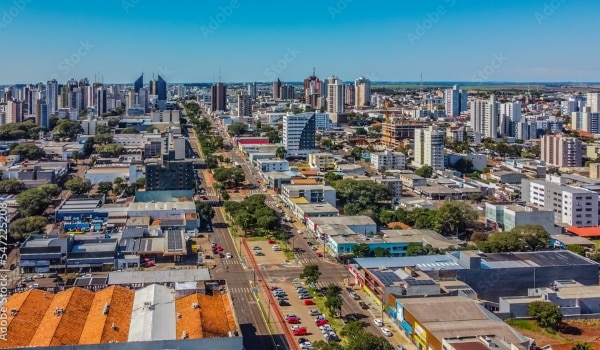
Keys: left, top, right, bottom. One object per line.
{"left": 592, "top": 240, "right": 600, "bottom": 248}
{"left": 255, "top": 295, "right": 275, "bottom": 334}
{"left": 249, "top": 236, "right": 269, "bottom": 241}
{"left": 506, "top": 318, "right": 535, "bottom": 331}
{"left": 308, "top": 290, "right": 346, "bottom": 343}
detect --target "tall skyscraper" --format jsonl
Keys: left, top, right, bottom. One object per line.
{"left": 444, "top": 85, "right": 468, "bottom": 117}
{"left": 354, "top": 76, "right": 371, "bottom": 108}
{"left": 344, "top": 84, "right": 355, "bottom": 106}
{"left": 326, "top": 75, "right": 344, "bottom": 114}
{"left": 38, "top": 102, "right": 49, "bottom": 128}
{"left": 96, "top": 86, "right": 107, "bottom": 115}
{"left": 412, "top": 126, "right": 445, "bottom": 171}
{"left": 272, "top": 79, "right": 282, "bottom": 100}
{"left": 248, "top": 82, "right": 257, "bottom": 99}
{"left": 210, "top": 82, "right": 227, "bottom": 112}
{"left": 283, "top": 113, "right": 317, "bottom": 157}
{"left": 471, "top": 95, "right": 499, "bottom": 139}
{"left": 46, "top": 79, "right": 58, "bottom": 114}
{"left": 237, "top": 94, "right": 252, "bottom": 117}
{"left": 280, "top": 85, "right": 295, "bottom": 101}
{"left": 304, "top": 69, "right": 321, "bottom": 108}
{"left": 541, "top": 134, "right": 582, "bottom": 167}
{"left": 134, "top": 74, "right": 143, "bottom": 93}
{"left": 499, "top": 101, "right": 522, "bottom": 137}
{"left": 586, "top": 92, "right": 600, "bottom": 113}
{"left": 572, "top": 109, "right": 600, "bottom": 134}
{"left": 5, "top": 100, "right": 23, "bottom": 124}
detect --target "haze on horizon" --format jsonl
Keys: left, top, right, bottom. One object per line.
{"left": 2, "top": 0, "right": 599, "bottom": 84}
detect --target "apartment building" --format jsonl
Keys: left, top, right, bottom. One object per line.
{"left": 370, "top": 150, "right": 406, "bottom": 171}
{"left": 541, "top": 134, "right": 583, "bottom": 167}
{"left": 522, "top": 178, "right": 599, "bottom": 227}
{"left": 308, "top": 152, "right": 335, "bottom": 170}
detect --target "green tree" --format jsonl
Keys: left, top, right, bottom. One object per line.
{"left": 325, "top": 294, "right": 343, "bottom": 317}
{"left": 71, "top": 150, "right": 80, "bottom": 164}
{"left": 588, "top": 250, "right": 600, "bottom": 263}
{"left": 265, "top": 129, "right": 280, "bottom": 143}
{"left": 17, "top": 188, "right": 50, "bottom": 216}
{"left": 94, "top": 133, "right": 113, "bottom": 145}
{"left": 205, "top": 154, "right": 218, "bottom": 169}
{"left": 39, "top": 184, "right": 61, "bottom": 197}
{"left": 120, "top": 127, "right": 139, "bottom": 134}
{"left": 312, "top": 341, "right": 344, "bottom": 350}
{"left": 405, "top": 242, "right": 427, "bottom": 256}
{"left": 352, "top": 243, "right": 370, "bottom": 257}
{"left": 65, "top": 177, "right": 92, "bottom": 194}
{"left": 572, "top": 342, "right": 594, "bottom": 350}
{"left": 300, "top": 264, "right": 321, "bottom": 285}
{"left": 276, "top": 146, "right": 287, "bottom": 160}
{"left": 228, "top": 122, "right": 249, "bottom": 136}
{"left": 95, "top": 124, "right": 111, "bottom": 134}
{"left": 528, "top": 301, "right": 562, "bottom": 330}
{"left": 53, "top": 119, "right": 83, "bottom": 141}
{"left": 97, "top": 181, "right": 113, "bottom": 196}
{"left": 355, "top": 127, "right": 367, "bottom": 136}
{"left": 415, "top": 165, "right": 433, "bottom": 178}
{"left": 373, "top": 247, "right": 391, "bottom": 257}
{"left": 434, "top": 202, "right": 478, "bottom": 236}
{"left": 96, "top": 144, "right": 125, "bottom": 157}
{"left": 0, "top": 179, "right": 25, "bottom": 194}
{"left": 350, "top": 146, "right": 362, "bottom": 160}
{"left": 8, "top": 216, "right": 47, "bottom": 240}
{"left": 10, "top": 143, "right": 45, "bottom": 160}
{"left": 195, "top": 202, "right": 216, "bottom": 221}
{"left": 566, "top": 244, "right": 586, "bottom": 256}
{"left": 332, "top": 179, "right": 391, "bottom": 216}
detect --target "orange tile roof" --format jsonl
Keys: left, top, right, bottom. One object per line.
{"left": 566, "top": 226, "right": 600, "bottom": 237}
{"left": 198, "top": 294, "right": 236, "bottom": 337}
{"left": 300, "top": 170, "right": 319, "bottom": 176}
{"left": 291, "top": 179, "right": 318, "bottom": 185}
{"left": 175, "top": 294, "right": 203, "bottom": 339}
{"left": 1, "top": 289, "right": 54, "bottom": 349}
{"left": 79, "top": 286, "right": 134, "bottom": 344}
{"left": 30, "top": 288, "right": 96, "bottom": 347}
{"left": 387, "top": 222, "right": 411, "bottom": 229}
{"left": 185, "top": 213, "right": 198, "bottom": 220}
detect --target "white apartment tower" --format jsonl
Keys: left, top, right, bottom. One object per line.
{"left": 444, "top": 85, "right": 468, "bottom": 117}
{"left": 46, "top": 79, "right": 59, "bottom": 114}
{"left": 412, "top": 126, "right": 445, "bottom": 170}
{"left": 471, "top": 94, "right": 498, "bottom": 139}
{"left": 587, "top": 92, "right": 600, "bottom": 113}
{"left": 283, "top": 113, "right": 317, "bottom": 157}
{"left": 326, "top": 76, "right": 344, "bottom": 114}
{"left": 354, "top": 76, "right": 371, "bottom": 108}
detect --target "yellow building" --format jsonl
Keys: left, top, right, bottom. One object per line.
{"left": 308, "top": 153, "right": 336, "bottom": 170}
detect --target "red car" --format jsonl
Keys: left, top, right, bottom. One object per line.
{"left": 287, "top": 317, "right": 301, "bottom": 324}
{"left": 316, "top": 252, "right": 323, "bottom": 257}
{"left": 271, "top": 286, "right": 281, "bottom": 291}
{"left": 268, "top": 239, "right": 276, "bottom": 244}
{"left": 315, "top": 319, "right": 329, "bottom": 326}
{"left": 303, "top": 299, "right": 315, "bottom": 306}
{"left": 217, "top": 246, "right": 223, "bottom": 252}
{"left": 292, "top": 327, "right": 307, "bottom": 336}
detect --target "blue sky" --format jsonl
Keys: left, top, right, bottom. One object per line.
{"left": 2, "top": 0, "right": 598, "bottom": 83}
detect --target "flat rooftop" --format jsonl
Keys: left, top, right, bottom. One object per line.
{"left": 107, "top": 269, "right": 211, "bottom": 285}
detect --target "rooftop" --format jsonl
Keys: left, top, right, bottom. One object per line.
{"left": 567, "top": 226, "right": 600, "bottom": 237}
{"left": 129, "top": 284, "right": 176, "bottom": 342}
{"left": 107, "top": 269, "right": 211, "bottom": 285}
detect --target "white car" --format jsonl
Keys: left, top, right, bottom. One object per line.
{"left": 381, "top": 328, "right": 393, "bottom": 337}
{"left": 374, "top": 318, "right": 383, "bottom": 327}
{"left": 272, "top": 245, "right": 282, "bottom": 251}
{"left": 308, "top": 309, "right": 321, "bottom": 316}
{"left": 300, "top": 342, "right": 313, "bottom": 350}
{"left": 225, "top": 252, "right": 233, "bottom": 259}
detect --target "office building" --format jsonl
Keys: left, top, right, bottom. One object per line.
{"left": 38, "top": 101, "right": 49, "bottom": 128}
{"left": 272, "top": 79, "right": 282, "bottom": 100}
{"left": 210, "top": 82, "right": 227, "bottom": 112}
{"left": 572, "top": 109, "right": 600, "bottom": 134}
{"left": 344, "top": 83, "right": 355, "bottom": 106}
{"left": 444, "top": 85, "right": 468, "bottom": 117}
{"left": 304, "top": 69, "right": 321, "bottom": 108}
{"left": 522, "top": 178, "right": 598, "bottom": 227}
{"left": 413, "top": 126, "right": 445, "bottom": 170}
{"left": 354, "top": 76, "right": 371, "bottom": 108}
{"left": 541, "top": 134, "right": 582, "bottom": 167}
{"left": 154, "top": 75, "right": 167, "bottom": 111}
{"left": 587, "top": 92, "right": 600, "bottom": 113}
{"left": 248, "top": 82, "right": 257, "bottom": 99}
{"left": 46, "top": 79, "right": 59, "bottom": 114}
{"left": 133, "top": 73, "right": 143, "bottom": 93}
{"left": 96, "top": 86, "right": 107, "bottom": 115}
{"left": 471, "top": 94, "right": 498, "bottom": 139}
{"left": 237, "top": 94, "right": 252, "bottom": 117}
{"left": 145, "top": 131, "right": 194, "bottom": 191}
{"left": 326, "top": 75, "right": 344, "bottom": 114}
{"left": 283, "top": 112, "right": 317, "bottom": 157}
{"left": 5, "top": 100, "right": 22, "bottom": 124}
{"left": 370, "top": 150, "right": 406, "bottom": 171}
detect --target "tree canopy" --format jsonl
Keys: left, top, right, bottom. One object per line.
{"left": 213, "top": 167, "right": 245, "bottom": 188}
{"left": 415, "top": 165, "right": 433, "bottom": 178}
{"left": 17, "top": 188, "right": 50, "bottom": 216}
{"left": 0, "top": 179, "right": 25, "bottom": 194}
{"left": 340, "top": 321, "right": 394, "bottom": 350}
{"left": 10, "top": 143, "right": 45, "bottom": 160}
{"left": 65, "top": 177, "right": 93, "bottom": 195}
{"left": 223, "top": 194, "right": 279, "bottom": 234}
{"left": 300, "top": 264, "right": 321, "bottom": 285}
{"left": 331, "top": 179, "right": 390, "bottom": 217}
{"left": 227, "top": 122, "right": 249, "bottom": 136}
{"left": 477, "top": 225, "right": 551, "bottom": 253}
{"left": 9, "top": 216, "right": 47, "bottom": 240}
{"left": 53, "top": 119, "right": 83, "bottom": 141}
{"left": 528, "top": 301, "right": 562, "bottom": 330}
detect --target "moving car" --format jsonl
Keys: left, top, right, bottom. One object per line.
{"left": 374, "top": 319, "right": 383, "bottom": 327}
{"left": 316, "top": 252, "right": 323, "bottom": 257}
{"left": 225, "top": 252, "right": 233, "bottom": 259}
{"left": 381, "top": 328, "right": 393, "bottom": 337}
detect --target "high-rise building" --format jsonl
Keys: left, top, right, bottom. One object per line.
{"left": 587, "top": 92, "right": 600, "bottom": 113}
{"left": 248, "top": 82, "right": 257, "bottom": 99}
{"left": 38, "top": 101, "right": 49, "bottom": 128}
{"left": 237, "top": 94, "right": 252, "bottom": 117}
{"left": 27, "top": 88, "right": 41, "bottom": 115}
{"left": 283, "top": 112, "right": 317, "bottom": 157}
{"left": 96, "top": 86, "right": 107, "bottom": 116}
{"left": 272, "top": 79, "right": 282, "bottom": 100}
{"left": 326, "top": 76, "right": 344, "bottom": 114}
{"left": 210, "top": 82, "right": 227, "bottom": 112}
{"left": 541, "top": 134, "right": 582, "bottom": 167}
{"left": 354, "top": 76, "right": 371, "bottom": 108}
{"left": 471, "top": 94, "right": 498, "bottom": 139}
{"left": 412, "top": 126, "right": 445, "bottom": 171}
{"left": 5, "top": 100, "right": 23, "bottom": 124}
{"left": 145, "top": 132, "right": 194, "bottom": 191}
{"left": 304, "top": 69, "right": 321, "bottom": 108}
{"left": 280, "top": 85, "right": 295, "bottom": 101}
{"left": 344, "top": 84, "right": 355, "bottom": 106}
{"left": 134, "top": 74, "right": 143, "bottom": 93}
{"left": 156, "top": 75, "right": 167, "bottom": 111}
{"left": 46, "top": 79, "right": 59, "bottom": 114}
{"left": 68, "top": 89, "right": 83, "bottom": 111}
{"left": 572, "top": 109, "right": 600, "bottom": 134}
{"left": 498, "top": 101, "right": 522, "bottom": 137}
{"left": 444, "top": 85, "right": 468, "bottom": 117}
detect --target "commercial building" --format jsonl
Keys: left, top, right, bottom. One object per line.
{"left": 488, "top": 171, "right": 527, "bottom": 184}
{"left": 236, "top": 94, "right": 252, "bottom": 117}
{"left": 485, "top": 203, "right": 559, "bottom": 233}
{"left": 541, "top": 134, "right": 583, "bottom": 167}
{"left": 522, "top": 177, "right": 599, "bottom": 227}
{"left": 1, "top": 284, "right": 240, "bottom": 349}
{"left": 145, "top": 130, "right": 194, "bottom": 191}
{"left": 471, "top": 95, "right": 498, "bottom": 139}
{"left": 354, "top": 76, "right": 371, "bottom": 108}
{"left": 326, "top": 75, "right": 344, "bottom": 114}
{"left": 256, "top": 159, "right": 289, "bottom": 172}
{"left": 381, "top": 120, "right": 429, "bottom": 148}
{"left": 308, "top": 152, "right": 336, "bottom": 170}
{"left": 210, "top": 82, "right": 227, "bottom": 112}
{"left": 280, "top": 184, "right": 336, "bottom": 208}
{"left": 370, "top": 150, "right": 406, "bottom": 171}
{"left": 399, "top": 173, "right": 427, "bottom": 189}
{"left": 444, "top": 85, "right": 468, "bottom": 117}
{"left": 412, "top": 126, "right": 445, "bottom": 171}
{"left": 283, "top": 112, "right": 317, "bottom": 157}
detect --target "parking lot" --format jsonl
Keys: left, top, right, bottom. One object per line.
{"left": 248, "top": 240, "right": 293, "bottom": 266}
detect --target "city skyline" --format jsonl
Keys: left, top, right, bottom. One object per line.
{"left": 1, "top": 0, "right": 599, "bottom": 83}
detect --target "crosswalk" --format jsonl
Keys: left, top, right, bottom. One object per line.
{"left": 313, "top": 281, "right": 345, "bottom": 289}
{"left": 265, "top": 200, "right": 278, "bottom": 207}
{"left": 297, "top": 258, "right": 321, "bottom": 265}
{"left": 229, "top": 287, "right": 253, "bottom": 294}
{"left": 221, "top": 259, "right": 241, "bottom": 265}
{"left": 248, "top": 190, "right": 267, "bottom": 195}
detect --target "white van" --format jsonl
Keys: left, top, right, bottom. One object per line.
{"left": 272, "top": 245, "right": 282, "bottom": 251}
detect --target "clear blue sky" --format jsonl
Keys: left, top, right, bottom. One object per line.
{"left": 2, "top": 0, "right": 598, "bottom": 84}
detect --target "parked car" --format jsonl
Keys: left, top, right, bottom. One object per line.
{"left": 374, "top": 319, "right": 383, "bottom": 327}
{"left": 300, "top": 341, "right": 313, "bottom": 349}
{"left": 255, "top": 251, "right": 265, "bottom": 256}
{"left": 296, "top": 288, "right": 307, "bottom": 293}
{"left": 308, "top": 309, "right": 321, "bottom": 316}
{"left": 225, "top": 252, "right": 233, "bottom": 259}
{"left": 285, "top": 314, "right": 299, "bottom": 320}
{"left": 303, "top": 299, "right": 315, "bottom": 305}
{"left": 279, "top": 300, "right": 290, "bottom": 306}
{"left": 299, "top": 293, "right": 311, "bottom": 299}
{"left": 252, "top": 246, "right": 261, "bottom": 250}
{"left": 287, "top": 317, "right": 301, "bottom": 324}
{"left": 316, "top": 252, "right": 323, "bottom": 257}
{"left": 268, "top": 239, "right": 276, "bottom": 244}
{"left": 359, "top": 301, "right": 369, "bottom": 309}
{"left": 381, "top": 328, "right": 393, "bottom": 337}
{"left": 298, "top": 338, "right": 309, "bottom": 344}
{"left": 272, "top": 245, "right": 282, "bottom": 251}
{"left": 292, "top": 327, "right": 307, "bottom": 336}
{"left": 315, "top": 319, "right": 329, "bottom": 327}
{"left": 271, "top": 286, "right": 282, "bottom": 291}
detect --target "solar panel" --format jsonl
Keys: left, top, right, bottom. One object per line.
{"left": 444, "top": 285, "right": 470, "bottom": 290}
{"left": 370, "top": 270, "right": 402, "bottom": 286}
{"left": 167, "top": 231, "right": 183, "bottom": 251}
